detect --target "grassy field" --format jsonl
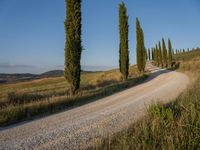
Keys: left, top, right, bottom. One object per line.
{"left": 98, "top": 49, "right": 200, "bottom": 149}
{"left": 0, "top": 65, "right": 148, "bottom": 126}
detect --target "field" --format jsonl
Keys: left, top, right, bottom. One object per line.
{"left": 0, "top": 65, "right": 148, "bottom": 126}
{"left": 98, "top": 49, "right": 200, "bottom": 149}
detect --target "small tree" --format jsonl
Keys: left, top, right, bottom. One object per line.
{"left": 168, "top": 38, "right": 173, "bottom": 67}
{"left": 64, "top": 0, "right": 82, "bottom": 95}
{"left": 148, "top": 48, "right": 151, "bottom": 60}
{"left": 145, "top": 49, "right": 148, "bottom": 61}
{"left": 155, "top": 44, "right": 159, "bottom": 67}
{"left": 158, "top": 41, "right": 163, "bottom": 68}
{"left": 119, "top": 2, "right": 129, "bottom": 80}
{"left": 162, "top": 38, "right": 168, "bottom": 67}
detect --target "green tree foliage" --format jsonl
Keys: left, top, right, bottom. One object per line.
{"left": 158, "top": 41, "right": 163, "bottom": 68}
{"left": 142, "top": 32, "right": 146, "bottom": 72}
{"left": 64, "top": 0, "right": 82, "bottom": 95}
{"left": 152, "top": 48, "right": 154, "bottom": 61}
{"left": 168, "top": 38, "right": 173, "bottom": 67}
{"left": 162, "top": 38, "right": 168, "bottom": 67}
{"left": 145, "top": 49, "right": 148, "bottom": 60}
{"left": 119, "top": 2, "right": 129, "bottom": 80}
{"left": 148, "top": 48, "right": 151, "bottom": 60}
{"left": 136, "top": 18, "right": 146, "bottom": 73}
{"left": 155, "top": 44, "right": 159, "bottom": 67}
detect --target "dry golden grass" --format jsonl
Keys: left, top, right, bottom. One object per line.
{"left": 98, "top": 50, "right": 200, "bottom": 150}
{"left": 0, "top": 65, "right": 146, "bottom": 126}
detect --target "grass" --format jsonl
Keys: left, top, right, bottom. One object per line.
{"left": 174, "top": 48, "right": 200, "bottom": 62}
{"left": 97, "top": 49, "right": 200, "bottom": 149}
{"left": 0, "top": 65, "right": 147, "bottom": 126}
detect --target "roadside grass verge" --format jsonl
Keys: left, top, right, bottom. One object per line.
{"left": 97, "top": 50, "right": 200, "bottom": 149}
{"left": 0, "top": 71, "right": 147, "bottom": 127}
{"left": 97, "top": 77, "right": 200, "bottom": 150}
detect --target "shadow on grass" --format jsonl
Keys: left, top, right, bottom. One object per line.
{"left": 0, "top": 69, "right": 173, "bottom": 129}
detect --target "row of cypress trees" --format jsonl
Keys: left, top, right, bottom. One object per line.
{"left": 151, "top": 39, "right": 174, "bottom": 67}
{"left": 119, "top": 2, "right": 146, "bottom": 79}
{"left": 64, "top": 1, "right": 164, "bottom": 94}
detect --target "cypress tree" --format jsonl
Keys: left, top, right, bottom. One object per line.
{"left": 168, "top": 38, "right": 173, "bottom": 67}
{"left": 141, "top": 29, "right": 146, "bottom": 72}
{"left": 158, "top": 41, "right": 163, "bottom": 67}
{"left": 119, "top": 2, "right": 129, "bottom": 80}
{"left": 145, "top": 49, "right": 148, "bottom": 60}
{"left": 155, "top": 44, "right": 159, "bottom": 66}
{"left": 152, "top": 48, "right": 154, "bottom": 61}
{"left": 136, "top": 18, "right": 142, "bottom": 73}
{"left": 162, "top": 38, "right": 168, "bottom": 67}
{"left": 148, "top": 48, "right": 151, "bottom": 60}
{"left": 64, "top": 0, "right": 82, "bottom": 95}
{"left": 136, "top": 18, "right": 146, "bottom": 73}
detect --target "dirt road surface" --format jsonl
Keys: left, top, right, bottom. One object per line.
{"left": 0, "top": 66, "right": 189, "bottom": 150}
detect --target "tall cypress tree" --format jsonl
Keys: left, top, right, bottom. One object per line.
{"left": 145, "top": 49, "right": 148, "bottom": 61}
{"left": 136, "top": 18, "right": 142, "bottom": 73}
{"left": 162, "top": 38, "right": 168, "bottom": 67}
{"left": 158, "top": 41, "right": 163, "bottom": 67}
{"left": 64, "top": 0, "right": 82, "bottom": 95}
{"left": 136, "top": 18, "right": 145, "bottom": 73}
{"left": 168, "top": 38, "right": 173, "bottom": 67}
{"left": 119, "top": 2, "right": 129, "bottom": 80}
{"left": 141, "top": 30, "right": 146, "bottom": 72}
{"left": 152, "top": 48, "right": 154, "bottom": 61}
{"left": 148, "top": 48, "right": 151, "bottom": 60}
{"left": 155, "top": 44, "right": 159, "bottom": 66}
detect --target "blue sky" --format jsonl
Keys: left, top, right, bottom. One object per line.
{"left": 0, "top": 0, "right": 200, "bottom": 73}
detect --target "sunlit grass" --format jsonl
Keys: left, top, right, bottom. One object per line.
{"left": 97, "top": 49, "right": 200, "bottom": 149}
{"left": 0, "top": 65, "right": 146, "bottom": 126}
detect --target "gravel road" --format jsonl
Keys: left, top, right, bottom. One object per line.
{"left": 0, "top": 67, "right": 189, "bottom": 150}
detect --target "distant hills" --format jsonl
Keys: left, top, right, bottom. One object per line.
{"left": 0, "top": 70, "right": 64, "bottom": 84}
{"left": 0, "top": 70, "right": 101, "bottom": 84}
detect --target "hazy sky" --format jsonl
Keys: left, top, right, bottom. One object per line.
{"left": 0, "top": 0, "right": 200, "bottom": 73}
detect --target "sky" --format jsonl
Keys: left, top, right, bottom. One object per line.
{"left": 0, "top": 0, "right": 200, "bottom": 74}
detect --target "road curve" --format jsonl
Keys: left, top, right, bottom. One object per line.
{"left": 0, "top": 69, "right": 189, "bottom": 150}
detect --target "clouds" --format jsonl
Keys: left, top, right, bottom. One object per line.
{"left": 0, "top": 63, "right": 34, "bottom": 68}
{"left": 0, "top": 63, "right": 43, "bottom": 74}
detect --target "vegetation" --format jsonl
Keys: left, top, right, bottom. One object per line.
{"left": 174, "top": 48, "right": 200, "bottom": 62}
{"left": 98, "top": 49, "right": 200, "bottom": 149}
{"left": 136, "top": 18, "right": 146, "bottom": 73}
{"left": 168, "top": 38, "right": 173, "bottom": 67}
{"left": 158, "top": 41, "right": 163, "bottom": 68}
{"left": 0, "top": 65, "right": 148, "bottom": 126}
{"left": 162, "top": 38, "right": 168, "bottom": 67}
{"left": 119, "top": 2, "right": 129, "bottom": 80}
{"left": 64, "top": 0, "right": 82, "bottom": 95}
{"left": 148, "top": 48, "right": 151, "bottom": 61}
